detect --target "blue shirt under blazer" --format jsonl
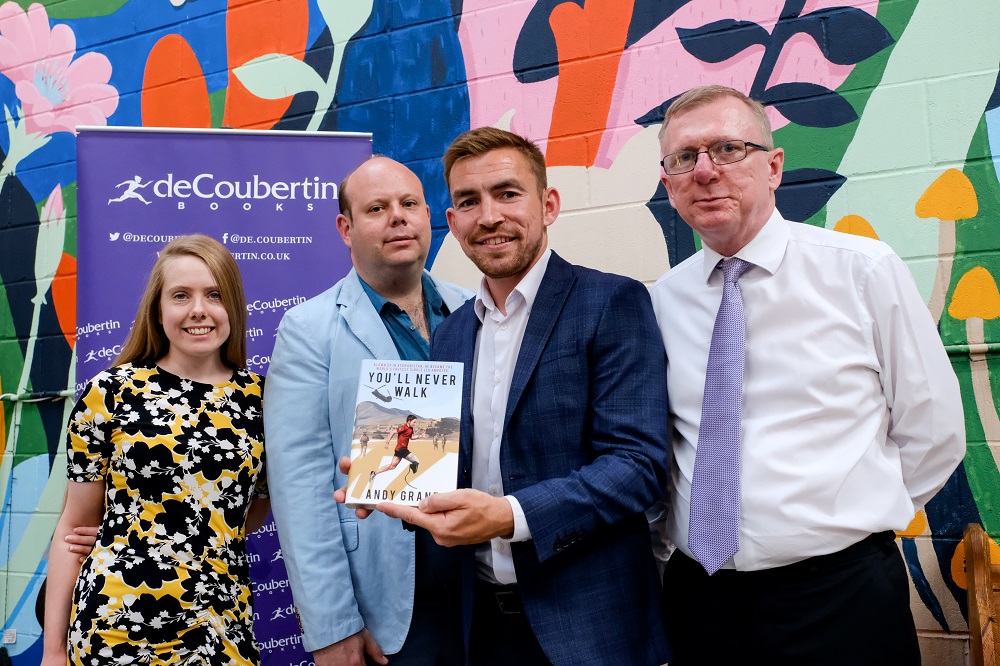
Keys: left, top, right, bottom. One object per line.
{"left": 264, "top": 269, "right": 472, "bottom": 653}
{"left": 431, "top": 252, "right": 672, "bottom": 666}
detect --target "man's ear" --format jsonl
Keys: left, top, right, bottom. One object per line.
{"left": 768, "top": 147, "right": 785, "bottom": 192}
{"left": 542, "top": 187, "right": 560, "bottom": 228}
{"left": 661, "top": 175, "right": 675, "bottom": 207}
{"left": 336, "top": 213, "right": 352, "bottom": 249}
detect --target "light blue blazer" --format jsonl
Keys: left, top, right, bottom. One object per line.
{"left": 264, "top": 269, "right": 472, "bottom": 654}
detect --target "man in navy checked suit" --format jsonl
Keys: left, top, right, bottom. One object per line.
{"left": 379, "top": 128, "right": 671, "bottom": 666}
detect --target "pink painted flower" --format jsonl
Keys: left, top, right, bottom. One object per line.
{"left": 0, "top": 2, "right": 118, "bottom": 135}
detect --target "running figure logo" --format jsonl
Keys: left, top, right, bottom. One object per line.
{"left": 108, "top": 175, "right": 152, "bottom": 205}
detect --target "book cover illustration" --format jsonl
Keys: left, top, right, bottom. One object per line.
{"left": 345, "top": 359, "right": 463, "bottom": 508}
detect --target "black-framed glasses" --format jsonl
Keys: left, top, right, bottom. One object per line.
{"left": 660, "top": 139, "right": 771, "bottom": 175}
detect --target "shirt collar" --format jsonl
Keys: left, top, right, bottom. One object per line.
{"left": 474, "top": 248, "right": 553, "bottom": 322}
{"left": 357, "top": 271, "right": 445, "bottom": 316}
{"left": 700, "top": 207, "right": 789, "bottom": 283}
{"left": 421, "top": 271, "right": 447, "bottom": 316}
{"left": 357, "top": 274, "right": 392, "bottom": 313}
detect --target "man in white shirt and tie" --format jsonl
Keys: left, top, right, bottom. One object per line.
{"left": 649, "top": 84, "right": 966, "bottom": 664}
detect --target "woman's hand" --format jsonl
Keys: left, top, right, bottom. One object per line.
{"left": 65, "top": 526, "right": 99, "bottom": 563}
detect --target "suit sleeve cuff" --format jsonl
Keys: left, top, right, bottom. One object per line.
{"left": 505, "top": 495, "right": 531, "bottom": 542}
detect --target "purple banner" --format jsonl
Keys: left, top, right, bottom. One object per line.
{"left": 76, "top": 127, "right": 372, "bottom": 665}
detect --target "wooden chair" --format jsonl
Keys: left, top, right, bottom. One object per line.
{"left": 965, "top": 522, "right": 1000, "bottom": 666}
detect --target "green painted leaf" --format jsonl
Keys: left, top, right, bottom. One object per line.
{"left": 11, "top": 0, "right": 129, "bottom": 19}
{"left": 233, "top": 54, "right": 324, "bottom": 100}
{"left": 316, "top": 0, "right": 374, "bottom": 44}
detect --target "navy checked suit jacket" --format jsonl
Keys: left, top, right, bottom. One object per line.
{"left": 431, "top": 252, "right": 672, "bottom": 666}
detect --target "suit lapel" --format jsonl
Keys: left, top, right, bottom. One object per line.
{"left": 450, "top": 307, "right": 480, "bottom": 485}
{"left": 338, "top": 270, "right": 400, "bottom": 361}
{"left": 505, "top": 253, "right": 575, "bottom": 426}
{"left": 432, "top": 303, "right": 480, "bottom": 487}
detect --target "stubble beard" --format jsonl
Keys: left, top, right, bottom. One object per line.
{"left": 468, "top": 232, "right": 545, "bottom": 280}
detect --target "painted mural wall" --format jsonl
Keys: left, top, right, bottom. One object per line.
{"left": 0, "top": 0, "right": 996, "bottom": 663}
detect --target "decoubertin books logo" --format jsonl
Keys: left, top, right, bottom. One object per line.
{"left": 106, "top": 171, "right": 339, "bottom": 212}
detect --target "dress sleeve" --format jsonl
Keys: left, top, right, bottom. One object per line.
{"left": 66, "top": 373, "right": 117, "bottom": 482}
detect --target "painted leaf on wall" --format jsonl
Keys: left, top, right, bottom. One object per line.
{"left": 676, "top": 20, "right": 770, "bottom": 64}
{"left": 791, "top": 7, "right": 894, "bottom": 66}
{"left": 22, "top": 0, "right": 128, "bottom": 19}
{"left": 224, "top": 0, "right": 309, "bottom": 129}
{"left": 774, "top": 168, "right": 846, "bottom": 222}
{"left": 759, "top": 82, "right": 857, "bottom": 128}
{"left": 315, "top": 0, "right": 375, "bottom": 45}
{"left": 142, "top": 34, "right": 211, "bottom": 128}
{"left": 233, "top": 54, "right": 324, "bottom": 101}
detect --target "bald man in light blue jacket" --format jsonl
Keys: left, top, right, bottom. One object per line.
{"left": 265, "top": 157, "right": 471, "bottom": 666}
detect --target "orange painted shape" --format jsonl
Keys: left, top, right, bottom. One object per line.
{"left": 915, "top": 168, "right": 978, "bottom": 220}
{"left": 142, "top": 34, "right": 212, "bottom": 128}
{"left": 948, "top": 266, "right": 1000, "bottom": 321}
{"left": 953, "top": 532, "right": 1000, "bottom": 590}
{"left": 224, "top": 0, "right": 309, "bottom": 130}
{"left": 833, "top": 214, "right": 880, "bottom": 240}
{"left": 52, "top": 252, "right": 77, "bottom": 349}
{"left": 546, "top": 0, "right": 634, "bottom": 167}
{"left": 897, "top": 510, "right": 928, "bottom": 538}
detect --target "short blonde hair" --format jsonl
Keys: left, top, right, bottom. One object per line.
{"left": 659, "top": 85, "right": 774, "bottom": 149}
{"left": 114, "top": 234, "right": 248, "bottom": 369}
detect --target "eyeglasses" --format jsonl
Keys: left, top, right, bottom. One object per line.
{"left": 660, "top": 139, "right": 771, "bottom": 175}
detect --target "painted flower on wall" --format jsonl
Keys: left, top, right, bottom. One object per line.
{"left": 0, "top": 2, "right": 118, "bottom": 136}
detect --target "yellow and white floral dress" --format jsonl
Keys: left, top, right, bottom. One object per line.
{"left": 65, "top": 362, "right": 266, "bottom": 666}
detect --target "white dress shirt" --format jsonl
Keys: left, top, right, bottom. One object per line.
{"left": 649, "top": 209, "right": 965, "bottom": 571}
{"left": 471, "top": 249, "right": 551, "bottom": 584}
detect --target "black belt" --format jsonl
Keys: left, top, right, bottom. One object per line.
{"left": 687, "top": 530, "right": 896, "bottom": 577}
{"left": 475, "top": 579, "right": 524, "bottom": 615}
{"left": 777, "top": 530, "right": 896, "bottom": 574}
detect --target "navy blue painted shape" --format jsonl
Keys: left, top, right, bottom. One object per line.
{"left": 987, "top": 68, "right": 1000, "bottom": 112}
{"left": 328, "top": 0, "right": 470, "bottom": 263}
{"left": 759, "top": 82, "right": 857, "bottom": 128}
{"left": 788, "top": 7, "right": 894, "bottom": 66}
{"left": 926, "top": 462, "right": 982, "bottom": 624}
{"left": 901, "top": 537, "right": 949, "bottom": 632}
{"left": 634, "top": 94, "right": 681, "bottom": 129}
{"left": 625, "top": 0, "right": 695, "bottom": 49}
{"left": 677, "top": 20, "right": 770, "bottom": 64}
{"left": 0, "top": 162, "right": 72, "bottom": 457}
{"left": 512, "top": 0, "right": 581, "bottom": 84}
{"left": 0, "top": 162, "right": 43, "bottom": 352}
{"left": 773, "top": 167, "right": 845, "bottom": 222}
{"left": 646, "top": 179, "right": 696, "bottom": 268}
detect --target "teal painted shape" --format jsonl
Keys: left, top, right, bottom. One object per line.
{"left": 0, "top": 455, "right": 54, "bottom": 570}
{"left": 825, "top": 0, "right": 1000, "bottom": 300}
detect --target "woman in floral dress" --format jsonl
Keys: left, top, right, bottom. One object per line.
{"left": 43, "top": 235, "right": 268, "bottom": 666}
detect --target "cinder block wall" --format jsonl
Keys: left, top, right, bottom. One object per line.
{"left": 1, "top": 1, "right": 997, "bottom": 663}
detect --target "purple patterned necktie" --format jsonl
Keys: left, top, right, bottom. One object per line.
{"left": 689, "top": 257, "right": 751, "bottom": 575}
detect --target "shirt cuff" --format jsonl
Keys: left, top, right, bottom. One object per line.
{"left": 505, "top": 495, "right": 531, "bottom": 542}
